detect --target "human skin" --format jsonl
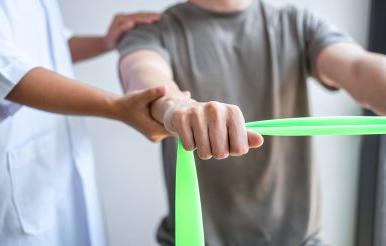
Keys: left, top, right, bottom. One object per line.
{"left": 118, "top": 0, "right": 264, "bottom": 162}
{"left": 119, "top": 0, "right": 386, "bottom": 160}
{"left": 69, "top": 12, "right": 160, "bottom": 62}
{"left": 120, "top": 53, "right": 263, "bottom": 161}
{"left": 6, "top": 68, "right": 169, "bottom": 142}
{"left": 5, "top": 12, "right": 170, "bottom": 142}
{"left": 188, "top": 0, "right": 386, "bottom": 115}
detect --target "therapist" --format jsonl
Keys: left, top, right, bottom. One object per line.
{"left": 0, "top": 0, "right": 169, "bottom": 246}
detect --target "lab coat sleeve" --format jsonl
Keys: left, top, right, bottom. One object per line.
{"left": 0, "top": 46, "right": 38, "bottom": 100}
{"left": 63, "top": 26, "right": 73, "bottom": 41}
{"left": 0, "top": 9, "right": 38, "bottom": 100}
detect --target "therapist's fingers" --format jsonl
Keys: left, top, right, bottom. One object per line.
{"left": 116, "top": 86, "right": 171, "bottom": 142}
{"left": 106, "top": 13, "right": 160, "bottom": 50}
{"left": 118, "top": 20, "right": 135, "bottom": 32}
{"left": 141, "top": 120, "right": 171, "bottom": 143}
{"left": 129, "top": 86, "right": 167, "bottom": 105}
{"left": 110, "top": 21, "right": 137, "bottom": 45}
{"left": 108, "top": 20, "right": 134, "bottom": 40}
{"left": 116, "top": 21, "right": 135, "bottom": 37}
{"left": 126, "top": 13, "right": 160, "bottom": 23}
{"left": 114, "top": 13, "right": 160, "bottom": 26}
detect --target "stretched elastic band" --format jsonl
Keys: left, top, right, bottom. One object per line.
{"left": 175, "top": 116, "right": 386, "bottom": 246}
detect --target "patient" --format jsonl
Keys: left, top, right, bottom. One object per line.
{"left": 118, "top": 0, "right": 386, "bottom": 245}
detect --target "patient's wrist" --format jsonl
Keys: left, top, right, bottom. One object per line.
{"left": 150, "top": 94, "right": 194, "bottom": 125}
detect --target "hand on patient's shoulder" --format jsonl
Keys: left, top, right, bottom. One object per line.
{"left": 158, "top": 97, "right": 264, "bottom": 160}
{"left": 104, "top": 12, "right": 160, "bottom": 51}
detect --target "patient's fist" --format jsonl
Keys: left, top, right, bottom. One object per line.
{"left": 163, "top": 100, "right": 264, "bottom": 160}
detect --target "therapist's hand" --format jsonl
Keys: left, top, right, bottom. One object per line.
{"left": 69, "top": 13, "right": 159, "bottom": 62}
{"left": 113, "top": 86, "right": 171, "bottom": 142}
{"left": 104, "top": 12, "right": 160, "bottom": 51}
{"left": 153, "top": 97, "right": 264, "bottom": 160}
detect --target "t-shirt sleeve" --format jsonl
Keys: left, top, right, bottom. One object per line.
{"left": 117, "top": 22, "right": 170, "bottom": 63}
{"left": 295, "top": 7, "right": 354, "bottom": 80}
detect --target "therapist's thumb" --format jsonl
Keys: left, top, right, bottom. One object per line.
{"left": 133, "top": 86, "right": 167, "bottom": 104}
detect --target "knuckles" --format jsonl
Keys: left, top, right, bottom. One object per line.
{"left": 231, "top": 146, "right": 249, "bottom": 156}
{"left": 188, "top": 107, "right": 201, "bottom": 121}
{"left": 166, "top": 101, "right": 249, "bottom": 160}
{"left": 114, "top": 14, "right": 126, "bottom": 22}
{"left": 171, "top": 101, "right": 240, "bottom": 126}
{"left": 197, "top": 152, "right": 213, "bottom": 160}
{"left": 228, "top": 105, "right": 242, "bottom": 117}
{"left": 205, "top": 101, "right": 221, "bottom": 112}
{"left": 183, "top": 142, "right": 195, "bottom": 151}
{"left": 205, "top": 101, "right": 223, "bottom": 123}
{"left": 171, "top": 110, "right": 184, "bottom": 125}
{"left": 213, "top": 151, "right": 229, "bottom": 160}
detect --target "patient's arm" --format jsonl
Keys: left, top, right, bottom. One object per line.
{"left": 317, "top": 43, "right": 386, "bottom": 115}
{"left": 120, "top": 51, "right": 184, "bottom": 121}
{"left": 120, "top": 50, "right": 263, "bottom": 160}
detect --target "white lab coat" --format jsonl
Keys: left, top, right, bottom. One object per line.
{"left": 0, "top": 0, "right": 106, "bottom": 245}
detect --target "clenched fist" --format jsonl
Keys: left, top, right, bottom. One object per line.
{"left": 158, "top": 98, "right": 264, "bottom": 160}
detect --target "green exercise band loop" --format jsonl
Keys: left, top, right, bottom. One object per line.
{"left": 175, "top": 116, "right": 386, "bottom": 246}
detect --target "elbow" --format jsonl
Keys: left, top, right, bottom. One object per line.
{"left": 119, "top": 54, "right": 141, "bottom": 92}
{"left": 118, "top": 59, "right": 130, "bottom": 92}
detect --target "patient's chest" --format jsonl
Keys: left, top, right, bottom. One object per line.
{"left": 161, "top": 10, "right": 308, "bottom": 121}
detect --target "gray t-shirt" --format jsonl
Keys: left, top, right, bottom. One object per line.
{"left": 118, "top": 1, "right": 352, "bottom": 245}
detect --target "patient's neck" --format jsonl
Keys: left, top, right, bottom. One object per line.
{"left": 189, "top": 0, "right": 253, "bottom": 13}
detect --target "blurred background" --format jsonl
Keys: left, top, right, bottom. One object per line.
{"left": 58, "top": 0, "right": 371, "bottom": 245}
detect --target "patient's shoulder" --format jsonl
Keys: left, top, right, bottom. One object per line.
{"left": 162, "top": 2, "right": 192, "bottom": 18}
{"left": 259, "top": 0, "right": 316, "bottom": 27}
{"left": 259, "top": 0, "right": 305, "bottom": 15}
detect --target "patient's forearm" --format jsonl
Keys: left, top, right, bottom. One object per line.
{"left": 120, "top": 51, "right": 177, "bottom": 90}
{"left": 120, "top": 51, "right": 191, "bottom": 123}
{"left": 119, "top": 51, "right": 263, "bottom": 159}
{"left": 331, "top": 52, "right": 386, "bottom": 115}
{"left": 349, "top": 53, "right": 386, "bottom": 115}
{"left": 318, "top": 44, "right": 386, "bottom": 115}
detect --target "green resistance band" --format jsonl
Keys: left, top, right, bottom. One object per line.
{"left": 175, "top": 116, "right": 386, "bottom": 246}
